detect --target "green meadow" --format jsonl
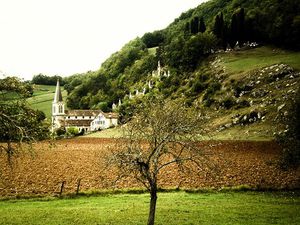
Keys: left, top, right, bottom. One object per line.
{"left": 0, "top": 191, "right": 299, "bottom": 225}
{"left": 221, "top": 46, "right": 300, "bottom": 77}
{"left": 27, "top": 84, "right": 67, "bottom": 119}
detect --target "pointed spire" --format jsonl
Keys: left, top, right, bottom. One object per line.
{"left": 54, "top": 79, "right": 63, "bottom": 102}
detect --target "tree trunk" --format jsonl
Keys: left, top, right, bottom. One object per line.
{"left": 147, "top": 188, "right": 158, "bottom": 225}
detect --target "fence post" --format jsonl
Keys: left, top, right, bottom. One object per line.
{"left": 76, "top": 179, "right": 81, "bottom": 195}
{"left": 59, "top": 181, "right": 65, "bottom": 196}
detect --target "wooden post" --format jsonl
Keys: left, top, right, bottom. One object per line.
{"left": 76, "top": 179, "right": 81, "bottom": 195}
{"left": 59, "top": 181, "right": 65, "bottom": 196}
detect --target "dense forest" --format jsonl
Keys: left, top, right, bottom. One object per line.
{"left": 32, "top": 0, "right": 300, "bottom": 119}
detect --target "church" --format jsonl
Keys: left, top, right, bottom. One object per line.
{"left": 51, "top": 80, "right": 118, "bottom": 133}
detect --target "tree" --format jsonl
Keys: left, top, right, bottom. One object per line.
{"left": 32, "top": 74, "right": 64, "bottom": 85}
{"left": 237, "top": 8, "right": 245, "bottom": 46}
{"left": 229, "top": 13, "right": 238, "bottom": 48}
{"left": 183, "top": 32, "right": 217, "bottom": 70}
{"left": 213, "top": 13, "right": 223, "bottom": 39}
{"left": 141, "top": 30, "right": 165, "bottom": 48}
{"left": 213, "top": 12, "right": 227, "bottom": 49}
{"left": 0, "top": 77, "right": 49, "bottom": 162}
{"left": 199, "top": 17, "right": 206, "bottom": 33}
{"left": 107, "top": 97, "right": 205, "bottom": 225}
{"left": 190, "top": 16, "right": 199, "bottom": 34}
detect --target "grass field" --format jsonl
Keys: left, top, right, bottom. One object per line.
{"left": 27, "top": 84, "right": 67, "bottom": 119}
{"left": 222, "top": 46, "right": 300, "bottom": 76}
{"left": 0, "top": 191, "right": 299, "bottom": 225}
{"left": 83, "top": 127, "right": 123, "bottom": 138}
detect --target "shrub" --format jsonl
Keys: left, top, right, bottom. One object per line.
{"left": 56, "top": 127, "right": 66, "bottom": 136}
{"left": 67, "top": 127, "right": 79, "bottom": 136}
{"left": 220, "top": 97, "right": 235, "bottom": 109}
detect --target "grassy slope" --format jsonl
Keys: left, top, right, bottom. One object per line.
{"left": 0, "top": 191, "right": 299, "bottom": 225}
{"left": 83, "top": 127, "right": 122, "bottom": 138}
{"left": 207, "top": 46, "right": 300, "bottom": 140}
{"left": 27, "top": 85, "right": 67, "bottom": 119}
{"left": 222, "top": 46, "right": 300, "bottom": 78}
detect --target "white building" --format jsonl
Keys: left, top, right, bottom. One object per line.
{"left": 90, "top": 112, "right": 118, "bottom": 131}
{"left": 51, "top": 80, "right": 118, "bottom": 133}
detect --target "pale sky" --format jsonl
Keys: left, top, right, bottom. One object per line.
{"left": 0, "top": 0, "right": 206, "bottom": 80}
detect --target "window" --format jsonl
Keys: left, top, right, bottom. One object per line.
{"left": 82, "top": 116, "right": 85, "bottom": 119}
{"left": 59, "top": 105, "right": 63, "bottom": 113}
{"left": 75, "top": 116, "right": 77, "bottom": 119}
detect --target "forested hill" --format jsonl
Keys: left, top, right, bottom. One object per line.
{"left": 62, "top": 0, "right": 300, "bottom": 120}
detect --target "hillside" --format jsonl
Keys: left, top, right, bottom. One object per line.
{"left": 27, "top": 85, "right": 67, "bottom": 119}
{"left": 196, "top": 46, "right": 300, "bottom": 140}
{"left": 61, "top": 0, "right": 300, "bottom": 139}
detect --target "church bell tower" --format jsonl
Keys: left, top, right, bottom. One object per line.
{"left": 52, "top": 79, "right": 65, "bottom": 131}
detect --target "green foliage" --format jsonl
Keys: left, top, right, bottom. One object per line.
{"left": 56, "top": 127, "right": 66, "bottom": 136}
{"left": 165, "top": 33, "right": 217, "bottom": 71}
{"left": 199, "top": 17, "right": 206, "bottom": 33}
{"left": 32, "top": 74, "right": 64, "bottom": 86}
{"left": 190, "top": 16, "right": 199, "bottom": 34}
{"left": 66, "top": 127, "right": 79, "bottom": 136}
{"left": 141, "top": 30, "right": 164, "bottom": 48}
{"left": 0, "top": 77, "right": 49, "bottom": 160}
{"left": 63, "top": 73, "right": 86, "bottom": 94}
{"left": 96, "top": 102, "right": 110, "bottom": 112}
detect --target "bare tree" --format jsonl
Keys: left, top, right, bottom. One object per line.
{"left": 108, "top": 98, "right": 205, "bottom": 225}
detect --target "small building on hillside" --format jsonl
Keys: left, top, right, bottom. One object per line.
{"left": 51, "top": 80, "right": 118, "bottom": 133}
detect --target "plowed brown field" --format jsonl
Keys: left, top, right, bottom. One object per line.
{"left": 0, "top": 138, "right": 299, "bottom": 197}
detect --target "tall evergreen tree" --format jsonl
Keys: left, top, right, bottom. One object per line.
{"left": 237, "top": 8, "right": 245, "bottom": 46}
{"left": 213, "top": 12, "right": 226, "bottom": 49}
{"left": 191, "top": 16, "right": 199, "bottom": 34}
{"left": 199, "top": 17, "right": 206, "bottom": 33}
{"left": 213, "top": 14, "right": 221, "bottom": 38}
{"left": 184, "top": 22, "right": 190, "bottom": 36}
{"left": 230, "top": 13, "right": 238, "bottom": 48}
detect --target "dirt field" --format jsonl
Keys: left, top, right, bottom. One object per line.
{"left": 0, "top": 138, "right": 299, "bottom": 197}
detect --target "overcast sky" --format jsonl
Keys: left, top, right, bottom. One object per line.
{"left": 0, "top": 0, "right": 206, "bottom": 80}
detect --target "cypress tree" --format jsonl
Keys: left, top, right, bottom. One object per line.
{"left": 213, "top": 14, "right": 221, "bottom": 38}
{"left": 214, "top": 13, "right": 227, "bottom": 49}
{"left": 191, "top": 17, "right": 199, "bottom": 34}
{"left": 230, "top": 13, "right": 238, "bottom": 48}
{"left": 199, "top": 17, "right": 206, "bottom": 33}
{"left": 184, "top": 22, "right": 190, "bottom": 36}
{"left": 237, "top": 8, "right": 245, "bottom": 46}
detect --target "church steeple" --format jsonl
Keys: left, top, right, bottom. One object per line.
{"left": 54, "top": 79, "right": 63, "bottom": 103}
{"left": 52, "top": 79, "right": 65, "bottom": 116}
